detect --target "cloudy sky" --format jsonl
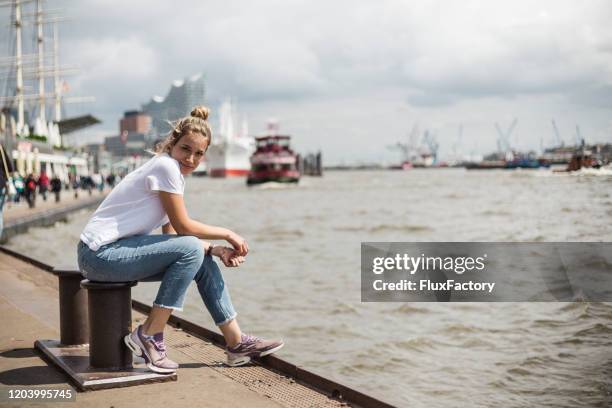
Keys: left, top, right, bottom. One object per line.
{"left": 3, "top": 0, "right": 612, "bottom": 164}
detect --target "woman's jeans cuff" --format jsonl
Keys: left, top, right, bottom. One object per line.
{"left": 152, "top": 302, "right": 184, "bottom": 312}
{"left": 216, "top": 312, "right": 238, "bottom": 327}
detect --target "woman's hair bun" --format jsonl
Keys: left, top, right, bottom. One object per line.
{"left": 190, "top": 105, "right": 209, "bottom": 121}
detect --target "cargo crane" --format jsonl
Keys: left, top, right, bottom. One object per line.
{"left": 494, "top": 118, "right": 517, "bottom": 157}
{"left": 551, "top": 119, "right": 563, "bottom": 147}
{"left": 450, "top": 124, "right": 464, "bottom": 164}
{"left": 387, "top": 124, "right": 438, "bottom": 168}
{"left": 422, "top": 130, "right": 439, "bottom": 165}
{"left": 575, "top": 125, "right": 584, "bottom": 145}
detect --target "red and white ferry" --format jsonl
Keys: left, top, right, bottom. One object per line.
{"left": 247, "top": 122, "right": 300, "bottom": 185}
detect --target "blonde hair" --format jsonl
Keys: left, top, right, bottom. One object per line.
{"left": 154, "top": 106, "right": 212, "bottom": 154}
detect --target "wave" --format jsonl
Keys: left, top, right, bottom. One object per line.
{"left": 334, "top": 224, "right": 432, "bottom": 233}
{"left": 480, "top": 209, "right": 512, "bottom": 216}
{"left": 390, "top": 304, "right": 431, "bottom": 314}
{"left": 570, "top": 167, "right": 612, "bottom": 177}
{"left": 259, "top": 228, "right": 304, "bottom": 238}
{"left": 329, "top": 302, "right": 360, "bottom": 316}
{"left": 251, "top": 182, "right": 300, "bottom": 190}
{"left": 572, "top": 323, "right": 612, "bottom": 337}
{"left": 391, "top": 337, "right": 439, "bottom": 352}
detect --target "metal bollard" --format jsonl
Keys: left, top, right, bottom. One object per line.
{"left": 53, "top": 267, "right": 89, "bottom": 346}
{"left": 80, "top": 279, "right": 137, "bottom": 370}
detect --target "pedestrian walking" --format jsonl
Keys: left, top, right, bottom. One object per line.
{"left": 13, "top": 173, "right": 24, "bottom": 203}
{"left": 24, "top": 173, "right": 37, "bottom": 208}
{"left": 50, "top": 175, "right": 62, "bottom": 203}
{"left": 38, "top": 171, "right": 50, "bottom": 201}
{"left": 0, "top": 142, "right": 15, "bottom": 238}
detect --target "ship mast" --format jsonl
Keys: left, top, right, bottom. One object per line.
{"left": 1, "top": 0, "right": 94, "bottom": 145}
{"left": 52, "top": 19, "right": 60, "bottom": 121}
{"left": 15, "top": 0, "right": 25, "bottom": 132}
{"left": 36, "top": 0, "right": 45, "bottom": 123}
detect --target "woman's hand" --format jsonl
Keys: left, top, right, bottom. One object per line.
{"left": 226, "top": 232, "right": 249, "bottom": 256}
{"left": 211, "top": 246, "right": 245, "bottom": 268}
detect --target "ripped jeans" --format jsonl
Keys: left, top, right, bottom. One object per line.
{"left": 77, "top": 235, "right": 237, "bottom": 325}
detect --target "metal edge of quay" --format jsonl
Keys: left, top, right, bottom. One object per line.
{"left": 0, "top": 245, "right": 397, "bottom": 408}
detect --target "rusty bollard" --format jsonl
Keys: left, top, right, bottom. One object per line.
{"left": 80, "top": 279, "right": 137, "bottom": 370}
{"left": 52, "top": 267, "right": 89, "bottom": 346}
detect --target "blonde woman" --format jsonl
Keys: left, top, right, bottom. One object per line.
{"left": 77, "top": 106, "right": 283, "bottom": 373}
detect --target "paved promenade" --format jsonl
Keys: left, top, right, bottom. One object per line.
{"left": 0, "top": 251, "right": 354, "bottom": 408}
{"left": 3, "top": 189, "right": 107, "bottom": 224}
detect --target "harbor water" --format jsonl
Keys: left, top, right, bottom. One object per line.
{"left": 7, "top": 168, "right": 612, "bottom": 407}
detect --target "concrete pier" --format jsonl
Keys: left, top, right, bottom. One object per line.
{"left": 0, "top": 249, "right": 395, "bottom": 407}
{"left": 0, "top": 251, "right": 361, "bottom": 407}
{"left": 1, "top": 192, "right": 107, "bottom": 244}
{"left": 0, "top": 189, "right": 395, "bottom": 407}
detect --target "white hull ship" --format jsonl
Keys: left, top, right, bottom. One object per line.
{"left": 206, "top": 99, "right": 254, "bottom": 177}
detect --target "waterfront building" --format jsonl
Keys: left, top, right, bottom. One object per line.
{"left": 120, "top": 110, "right": 151, "bottom": 134}
{"left": 104, "top": 111, "right": 153, "bottom": 158}
{"left": 142, "top": 73, "right": 207, "bottom": 137}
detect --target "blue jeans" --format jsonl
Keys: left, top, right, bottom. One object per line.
{"left": 77, "top": 235, "right": 237, "bottom": 326}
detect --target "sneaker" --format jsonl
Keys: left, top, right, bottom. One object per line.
{"left": 124, "top": 325, "right": 178, "bottom": 374}
{"left": 225, "top": 333, "right": 284, "bottom": 367}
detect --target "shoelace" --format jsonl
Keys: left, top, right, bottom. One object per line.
{"left": 241, "top": 334, "right": 260, "bottom": 345}
{"left": 151, "top": 339, "right": 167, "bottom": 357}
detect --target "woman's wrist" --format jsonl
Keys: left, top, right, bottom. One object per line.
{"left": 223, "top": 229, "right": 234, "bottom": 241}
{"left": 210, "top": 245, "right": 225, "bottom": 258}
{"left": 205, "top": 243, "right": 215, "bottom": 256}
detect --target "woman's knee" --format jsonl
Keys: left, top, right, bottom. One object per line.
{"left": 194, "top": 255, "right": 222, "bottom": 284}
{"left": 175, "top": 235, "right": 205, "bottom": 263}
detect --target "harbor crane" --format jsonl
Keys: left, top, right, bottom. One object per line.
{"left": 423, "top": 130, "right": 439, "bottom": 164}
{"left": 495, "top": 118, "right": 518, "bottom": 153}
{"left": 387, "top": 124, "right": 438, "bottom": 166}
{"left": 387, "top": 124, "right": 419, "bottom": 162}
{"left": 452, "top": 124, "right": 463, "bottom": 158}
{"left": 551, "top": 119, "right": 563, "bottom": 147}
{"left": 575, "top": 125, "right": 584, "bottom": 145}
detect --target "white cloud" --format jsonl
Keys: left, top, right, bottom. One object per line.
{"left": 2, "top": 0, "right": 611, "bottom": 163}
{"left": 65, "top": 36, "right": 159, "bottom": 83}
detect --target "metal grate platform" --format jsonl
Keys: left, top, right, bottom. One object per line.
{"left": 132, "top": 313, "right": 350, "bottom": 408}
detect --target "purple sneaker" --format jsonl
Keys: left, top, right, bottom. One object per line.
{"left": 225, "top": 333, "right": 284, "bottom": 367}
{"left": 124, "top": 325, "right": 178, "bottom": 374}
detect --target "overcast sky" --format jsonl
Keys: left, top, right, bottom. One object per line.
{"left": 3, "top": 0, "right": 612, "bottom": 164}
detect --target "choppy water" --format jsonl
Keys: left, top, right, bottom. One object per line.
{"left": 7, "top": 169, "right": 612, "bottom": 407}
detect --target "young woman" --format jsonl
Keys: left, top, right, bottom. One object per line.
{"left": 77, "top": 106, "right": 283, "bottom": 373}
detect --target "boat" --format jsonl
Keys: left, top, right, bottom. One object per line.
{"left": 206, "top": 99, "right": 255, "bottom": 177}
{"left": 553, "top": 144, "right": 603, "bottom": 173}
{"left": 246, "top": 124, "right": 300, "bottom": 185}
{"left": 465, "top": 151, "right": 550, "bottom": 170}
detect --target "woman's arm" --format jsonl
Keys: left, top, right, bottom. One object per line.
{"left": 163, "top": 221, "right": 242, "bottom": 266}
{"left": 162, "top": 221, "right": 214, "bottom": 256}
{"left": 159, "top": 191, "right": 249, "bottom": 255}
{"left": 162, "top": 222, "right": 176, "bottom": 234}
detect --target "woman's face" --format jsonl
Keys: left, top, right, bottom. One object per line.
{"left": 170, "top": 131, "right": 209, "bottom": 175}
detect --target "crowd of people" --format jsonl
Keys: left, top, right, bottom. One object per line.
{"left": 1, "top": 141, "right": 125, "bottom": 239}
{"left": 5, "top": 171, "right": 118, "bottom": 209}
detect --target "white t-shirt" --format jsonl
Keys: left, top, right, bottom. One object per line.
{"left": 80, "top": 153, "right": 184, "bottom": 251}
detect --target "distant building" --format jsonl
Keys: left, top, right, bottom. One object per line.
{"left": 120, "top": 110, "right": 151, "bottom": 134}
{"left": 104, "top": 110, "right": 152, "bottom": 158}
{"left": 142, "top": 73, "right": 206, "bottom": 136}
{"left": 104, "top": 133, "right": 147, "bottom": 158}
{"left": 82, "top": 143, "right": 112, "bottom": 174}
